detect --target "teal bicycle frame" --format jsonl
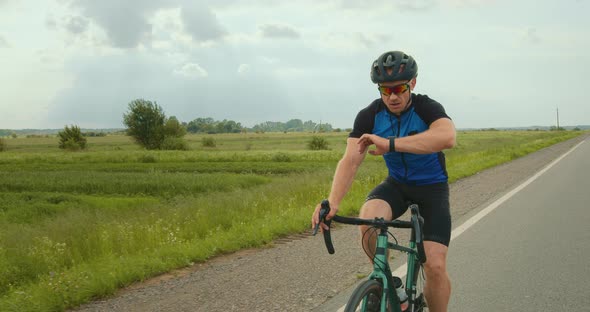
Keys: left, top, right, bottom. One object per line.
{"left": 314, "top": 200, "right": 426, "bottom": 312}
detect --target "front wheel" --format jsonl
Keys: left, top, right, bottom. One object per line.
{"left": 344, "top": 279, "right": 392, "bottom": 312}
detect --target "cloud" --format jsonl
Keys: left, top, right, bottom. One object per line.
{"left": 174, "top": 63, "right": 209, "bottom": 78}
{"left": 67, "top": 0, "right": 169, "bottom": 48}
{"left": 259, "top": 24, "right": 300, "bottom": 39}
{"left": 0, "top": 35, "right": 8, "bottom": 48}
{"left": 180, "top": 3, "right": 227, "bottom": 42}
{"left": 64, "top": 16, "right": 89, "bottom": 34}
{"left": 237, "top": 64, "right": 251, "bottom": 75}
{"left": 66, "top": 1, "right": 229, "bottom": 48}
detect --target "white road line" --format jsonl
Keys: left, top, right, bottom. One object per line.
{"left": 337, "top": 140, "right": 585, "bottom": 312}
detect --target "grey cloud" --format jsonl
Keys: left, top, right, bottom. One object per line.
{"left": 69, "top": 0, "right": 165, "bottom": 48}
{"left": 68, "top": 0, "right": 229, "bottom": 48}
{"left": 0, "top": 35, "right": 8, "bottom": 48}
{"left": 180, "top": 3, "right": 227, "bottom": 42}
{"left": 64, "top": 16, "right": 89, "bottom": 34}
{"left": 259, "top": 24, "right": 300, "bottom": 39}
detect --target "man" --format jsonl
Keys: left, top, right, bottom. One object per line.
{"left": 311, "top": 51, "right": 455, "bottom": 312}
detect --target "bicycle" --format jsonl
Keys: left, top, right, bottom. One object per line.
{"left": 313, "top": 200, "right": 427, "bottom": 312}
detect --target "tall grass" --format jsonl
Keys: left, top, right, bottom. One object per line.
{"left": 0, "top": 130, "right": 584, "bottom": 311}
{"left": 0, "top": 171, "right": 270, "bottom": 196}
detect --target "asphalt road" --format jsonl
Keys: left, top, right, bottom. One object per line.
{"left": 448, "top": 139, "right": 590, "bottom": 311}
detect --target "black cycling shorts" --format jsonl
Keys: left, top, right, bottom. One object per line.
{"left": 366, "top": 176, "right": 451, "bottom": 246}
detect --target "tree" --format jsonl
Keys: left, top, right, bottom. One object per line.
{"left": 164, "top": 116, "right": 187, "bottom": 138}
{"left": 123, "top": 99, "right": 166, "bottom": 150}
{"left": 285, "top": 119, "right": 303, "bottom": 132}
{"left": 187, "top": 117, "right": 215, "bottom": 133}
{"left": 58, "top": 125, "right": 87, "bottom": 151}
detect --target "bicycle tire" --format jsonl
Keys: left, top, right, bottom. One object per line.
{"left": 344, "top": 279, "right": 391, "bottom": 312}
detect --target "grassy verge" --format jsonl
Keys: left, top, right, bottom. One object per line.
{"left": 0, "top": 130, "right": 584, "bottom": 311}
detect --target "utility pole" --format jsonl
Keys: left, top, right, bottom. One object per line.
{"left": 556, "top": 107, "right": 560, "bottom": 130}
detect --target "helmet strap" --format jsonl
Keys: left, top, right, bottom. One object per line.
{"left": 402, "top": 93, "right": 413, "bottom": 112}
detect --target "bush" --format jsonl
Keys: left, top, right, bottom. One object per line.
{"left": 0, "top": 138, "right": 6, "bottom": 152}
{"left": 83, "top": 132, "right": 107, "bottom": 137}
{"left": 161, "top": 137, "right": 189, "bottom": 151}
{"left": 58, "top": 125, "right": 87, "bottom": 151}
{"left": 307, "top": 136, "right": 329, "bottom": 150}
{"left": 271, "top": 152, "right": 292, "bottom": 162}
{"left": 202, "top": 137, "right": 216, "bottom": 147}
{"left": 138, "top": 154, "right": 158, "bottom": 163}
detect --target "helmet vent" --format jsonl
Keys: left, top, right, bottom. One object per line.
{"left": 398, "top": 64, "right": 405, "bottom": 74}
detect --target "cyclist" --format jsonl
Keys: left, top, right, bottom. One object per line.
{"left": 311, "top": 51, "right": 455, "bottom": 312}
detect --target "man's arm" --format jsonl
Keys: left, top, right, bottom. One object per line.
{"left": 328, "top": 137, "right": 367, "bottom": 208}
{"left": 394, "top": 118, "right": 456, "bottom": 154}
{"left": 311, "top": 137, "right": 366, "bottom": 230}
{"left": 358, "top": 118, "right": 456, "bottom": 155}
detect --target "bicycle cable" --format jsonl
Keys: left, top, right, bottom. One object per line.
{"left": 361, "top": 226, "right": 389, "bottom": 275}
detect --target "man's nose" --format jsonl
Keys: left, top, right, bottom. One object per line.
{"left": 387, "top": 93, "right": 400, "bottom": 100}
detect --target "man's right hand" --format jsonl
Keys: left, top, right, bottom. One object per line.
{"left": 311, "top": 201, "right": 338, "bottom": 232}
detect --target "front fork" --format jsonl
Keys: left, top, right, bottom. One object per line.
{"left": 406, "top": 217, "right": 423, "bottom": 311}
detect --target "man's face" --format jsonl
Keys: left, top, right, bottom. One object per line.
{"left": 379, "top": 78, "right": 416, "bottom": 115}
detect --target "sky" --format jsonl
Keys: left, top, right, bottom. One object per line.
{"left": 0, "top": 0, "right": 589, "bottom": 130}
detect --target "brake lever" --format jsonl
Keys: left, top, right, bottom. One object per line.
{"left": 313, "top": 201, "right": 331, "bottom": 236}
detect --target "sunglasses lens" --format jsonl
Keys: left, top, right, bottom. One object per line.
{"left": 378, "top": 84, "right": 409, "bottom": 96}
{"left": 393, "top": 84, "right": 408, "bottom": 94}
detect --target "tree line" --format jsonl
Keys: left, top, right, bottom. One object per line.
{"left": 1, "top": 99, "right": 336, "bottom": 152}
{"left": 185, "top": 117, "right": 332, "bottom": 134}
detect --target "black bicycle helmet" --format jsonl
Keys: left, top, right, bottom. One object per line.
{"left": 370, "top": 51, "right": 418, "bottom": 83}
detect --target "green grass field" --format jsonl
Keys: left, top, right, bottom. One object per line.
{"left": 0, "top": 130, "right": 584, "bottom": 311}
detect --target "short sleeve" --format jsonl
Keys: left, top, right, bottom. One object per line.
{"left": 349, "top": 101, "right": 379, "bottom": 138}
{"left": 413, "top": 95, "right": 450, "bottom": 126}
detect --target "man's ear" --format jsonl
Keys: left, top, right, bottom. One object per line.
{"left": 410, "top": 77, "right": 417, "bottom": 91}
